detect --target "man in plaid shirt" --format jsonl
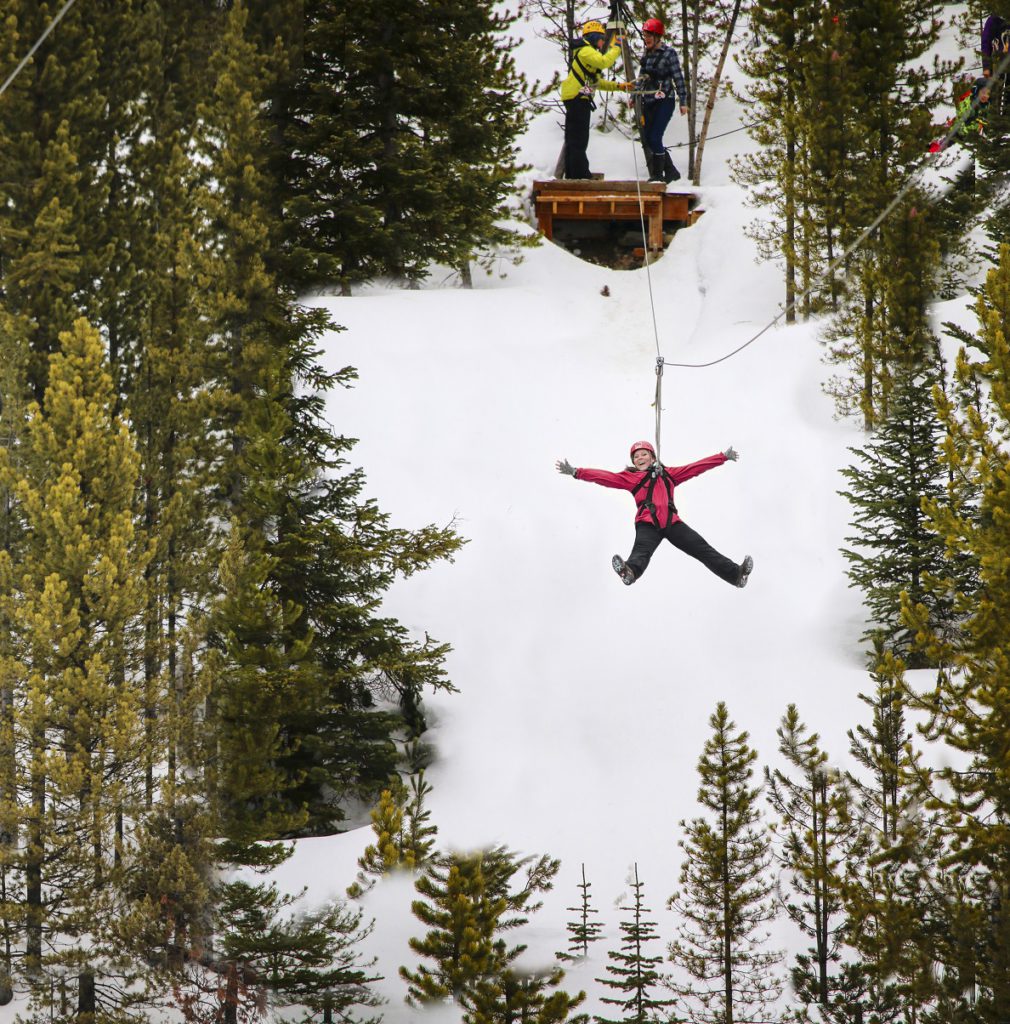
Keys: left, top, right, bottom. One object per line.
{"left": 636, "top": 17, "right": 689, "bottom": 182}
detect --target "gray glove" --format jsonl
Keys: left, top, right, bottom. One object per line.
{"left": 556, "top": 458, "right": 577, "bottom": 476}
{"left": 723, "top": 446, "right": 739, "bottom": 461}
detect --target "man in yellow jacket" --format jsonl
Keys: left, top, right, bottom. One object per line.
{"left": 561, "top": 20, "right": 632, "bottom": 179}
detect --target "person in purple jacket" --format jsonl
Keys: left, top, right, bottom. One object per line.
{"left": 556, "top": 440, "right": 753, "bottom": 588}
{"left": 981, "top": 13, "right": 1010, "bottom": 77}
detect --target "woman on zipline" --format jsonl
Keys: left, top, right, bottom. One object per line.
{"left": 556, "top": 440, "right": 753, "bottom": 588}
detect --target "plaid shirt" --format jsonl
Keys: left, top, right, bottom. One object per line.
{"left": 638, "top": 43, "right": 688, "bottom": 106}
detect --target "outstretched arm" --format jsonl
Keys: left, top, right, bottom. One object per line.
{"left": 667, "top": 451, "right": 733, "bottom": 485}
{"left": 556, "top": 458, "right": 577, "bottom": 476}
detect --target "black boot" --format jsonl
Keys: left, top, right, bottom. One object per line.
{"left": 640, "top": 148, "right": 657, "bottom": 180}
{"left": 646, "top": 151, "right": 664, "bottom": 182}
{"left": 662, "top": 151, "right": 681, "bottom": 182}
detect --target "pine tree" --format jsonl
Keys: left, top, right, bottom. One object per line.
{"left": 193, "top": 1, "right": 465, "bottom": 840}
{"left": 557, "top": 863, "right": 604, "bottom": 962}
{"left": 260, "top": 331, "right": 463, "bottom": 827}
{"left": 283, "top": 0, "right": 533, "bottom": 292}
{"left": 211, "top": 882, "right": 383, "bottom": 1024}
{"left": 765, "top": 705, "right": 861, "bottom": 1017}
{"left": 401, "top": 847, "right": 563, "bottom": 1011}
{"left": 838, "top": 643, "right": 934, "bottom": 1021}
{"left": 732, "top": 0, "right": 823, "bottom": 322}
{"left": 595, "top": 863, "right": 673, "bottom": 1024}
{"left": 667, "top": 702, "right": 782, "bottom": 1024}
{"left": 823, "top": 198, "right": 944, "bottom": 428}
{"left": 900, "top": 243, "right": 1010, "bottom": 1023}
{"left": 347, "top": 772, "right": 439, "bottom": 898}
{"left": 838, "top": 358, "right": 959, "bottom": 664}
{"left": 0, "top": 318, "right": 154, "bottom": 1018}
{"left": 402, "top": 852, "right": 507, "bottom": 1006}
{"left": 467, "top": 963, "right": 587, "bottom": 1024}
{"left": 818, "top": 0, "right": 950, "bottom": 428}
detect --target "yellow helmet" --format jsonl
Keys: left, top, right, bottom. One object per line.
{"left": 582, "top": 19, "right": 606, "bottom": 37}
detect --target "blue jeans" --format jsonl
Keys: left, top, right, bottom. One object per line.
{"left": 643, "top": 97, "right": 676, "bottom": 155}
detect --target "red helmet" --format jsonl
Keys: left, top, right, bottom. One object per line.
{"left": 630, "top": 440, "right": 656, "bottom": 459}
{"left": 642, "top": 17, "right": 665, "bottom": 36}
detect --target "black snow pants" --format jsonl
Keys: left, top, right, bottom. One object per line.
{"left": 625, "top": 519, "right": 740, "bottom": 585}
{"left": 563, "top": 97, "right": 593, "bottom": 179}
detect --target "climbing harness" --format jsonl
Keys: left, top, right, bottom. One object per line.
{"left": 631, "top": 460, "right": 676, "bottom": 528}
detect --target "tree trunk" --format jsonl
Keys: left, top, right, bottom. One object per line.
{"left": 863, "top": 284, "right": 875, "bottom": 431}
{"left": 77, "top": 970, "right": 96, "bottom": 1020}
{"left": 785, "top": 124, "right": 796, "bottom": 324}
{"left": 693, "top": 0, "right": 743, "bottom": 185}
{"left": 25, "top": 745, "right": 44, "bottom": 973}
{"left": 223, "top": 961, "right": 240, "bottom": 1024}
{"left": 686, "top": 1, "right": 700, "bottom": 180}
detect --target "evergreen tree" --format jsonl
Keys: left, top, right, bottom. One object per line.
{"left": 467, "top": 962, "right": 587, "bottom": 1024}
{"left": 262, "top": 333, "right": 463, "bottom": 827}
{"left": 401, "top": 847, "right": 563, "bottom": 1012}
{"left": 347, "top": 772, "right": 439, "bottom": 898}
{"left": 838, "top": 643, "right": 935, "bottom": 1021}
{"left": 194, "top": 1, "right": 465, "bottom": 840}
{"left": 667, "top": 702, "right": 782, "bottom": 1024}
{"left": 823, "top": 197, "right": 944, "bottom": 428}
{"left": 732, "top": 0, "right": 825, "bottom": 321}
{"left": 557, "top": 863, "right": 604, "bottom": 962}
{"left": 818, "top": 0, "right": 950, "bottom": 428}
{"left": 0, "top": 318, "right": 154, "bottom": 1018}
{"left": 283, "top": 0, "right": 533, "bottom": 292}
{"left": 402, "top": 852, "right": 505, "bottom": 1006}
{"left": 765, "top": 705, "right": 861, "bottom": 1017}
{"left": 838, "top": 358, "right": 959, "bottom": 664}
{"left": 900, "top": 243, "right": 1010, "bottom": 1023}
{"left": 211, "top": 882, "right": 383, "bottom": 1024}
{"left": 595, "top": 863, "right": 673, "bottom": 1024}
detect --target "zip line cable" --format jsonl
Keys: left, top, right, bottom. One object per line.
{"left": 0, "top": 0, "right": 79, "bottom": 102}
{"left": 614, "top": 38, "right": 1010, "bottom": 454}
{"left": 631, "top": 45, "right": 1010, "bottom": 377}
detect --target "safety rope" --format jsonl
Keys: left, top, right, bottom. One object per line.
{"left": 625, "top": 97, "right": 667, "bottom": 460}
{"left": 619, "top": 39, "right": 670, "bottom": 461}
{"left": 0, "top": 0, "right": 79, "bottom": 101}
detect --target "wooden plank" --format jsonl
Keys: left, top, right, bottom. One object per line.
{"left": 662, "top": 194, "right": 690, "bottom": 221}
{"left": 537, "top": 198, "right": 664, "bottom": 221}
{"left": 533, "top": 178, "right": 668, "bottom": 195}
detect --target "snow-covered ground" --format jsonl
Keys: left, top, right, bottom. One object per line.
{"left": 260, "top": 8, "right": 989, "bottom": 1022}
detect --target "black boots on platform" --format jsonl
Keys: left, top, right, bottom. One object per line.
{"left": 645, "top": 149, "right": 681, "bottom": 184}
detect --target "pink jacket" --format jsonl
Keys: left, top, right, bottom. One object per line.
{"left": 575, "top": 453, "right": 727, "bottom": 527}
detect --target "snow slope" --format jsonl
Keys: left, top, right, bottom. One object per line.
{"left": 270, "top": 9, "right": 981, "bottom": 1023}
{"left": 0, "top": 8, "right": 989, "bottom": 1024}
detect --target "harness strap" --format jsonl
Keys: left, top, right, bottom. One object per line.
{"left": 631, "top": 467, "right": 676, "bottom": 529}
{"left": 570, "top": 48, "right": 598, "bottom": 90}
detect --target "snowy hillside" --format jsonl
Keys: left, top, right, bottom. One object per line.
{"left": 267, "top": 8, "right": 981, "bottom": 1023}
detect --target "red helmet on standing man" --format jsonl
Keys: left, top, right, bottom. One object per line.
{"left": 642, "top": 17, "right": 665, "bottom": 36}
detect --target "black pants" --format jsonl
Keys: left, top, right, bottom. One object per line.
{"left": 564, "top": 98, "right": 592, "bottom": 179}
{"left": 626, "top": 520, "right": 740, "bottom": 585}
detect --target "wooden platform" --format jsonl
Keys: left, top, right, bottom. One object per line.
{"left": 532, "top": 179, "right": 696, "bottom": 251}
